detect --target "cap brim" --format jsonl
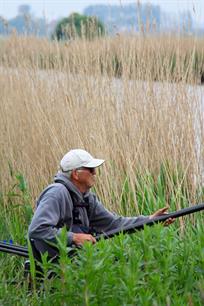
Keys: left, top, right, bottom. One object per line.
{"left": 84, "top": 159, "right": 105, "bottom": 168}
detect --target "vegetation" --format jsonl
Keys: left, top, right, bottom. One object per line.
{"left": 0, "top": 35, "right": 204, "bottom": 83}
{"left": 53, "top": 13, "right": 105, "bottom": 40}
{"left": 0, "top": 35, "right": 204, "bottom": 201}
{"left": 0, "top": 33, "right": 204, "bottom": 304}
{"left": 0, "top": 173, "right": 204, "bottom": 304}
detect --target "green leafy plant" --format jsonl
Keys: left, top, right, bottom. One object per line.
{"left": 53, "top": 12, "right": 105, "bottom": 40}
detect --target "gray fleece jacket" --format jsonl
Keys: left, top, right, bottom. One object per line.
{"left": 28, "top": 172, "right": 148, "bottom": 246}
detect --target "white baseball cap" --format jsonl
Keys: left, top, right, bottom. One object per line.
{"left": 60, "top": 149, "right": 105, "bottom": 171}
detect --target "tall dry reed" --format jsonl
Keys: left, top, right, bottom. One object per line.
{"left": 0, "top": 34, "right": 204, "bottom": 213}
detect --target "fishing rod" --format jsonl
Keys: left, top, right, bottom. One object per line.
{"left": 0, "top": 241, "right": 28, "bottom": 258}
{"left": 96, "top": 202, "right": 204, "bottom": 240}
{"left": 1, "top": 202, "right": 204, "bottom": 258}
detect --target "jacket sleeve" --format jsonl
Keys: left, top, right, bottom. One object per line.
{"left": 28, "top": 185, "right": 74, "bottom": 246}
{"left": 89, "top": 195, "right": 149, "bottom": 233}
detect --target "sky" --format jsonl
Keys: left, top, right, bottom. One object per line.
{"left": 0, "top": 0, "right": 203, "bottom": 26}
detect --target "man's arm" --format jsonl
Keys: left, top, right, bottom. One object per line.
{"left": 89, "top": 195, "right": 174, "bottom": 233}
{"left": 89, "top": 195, "right": 149, "bottom": 233}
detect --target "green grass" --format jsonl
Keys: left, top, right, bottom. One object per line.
{"left": 0, "top": 171, "right": 204, "bottom": 305}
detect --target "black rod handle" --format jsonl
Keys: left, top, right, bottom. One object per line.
{"left": 0, "top": 241, "right": 28, "bottom": 252}
{"left": 0, "top": 246, "right": 28, "bottom": 258}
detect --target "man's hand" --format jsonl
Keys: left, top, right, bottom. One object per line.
{"left": 73, "top": 233, "right": 96, "bottom": 246}
{"left": 149, "top": 206, "right": 175, "bottom": 226}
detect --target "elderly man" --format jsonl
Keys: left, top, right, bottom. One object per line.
{"left": 28, "top": 149, "right": 172, "bottom": 255}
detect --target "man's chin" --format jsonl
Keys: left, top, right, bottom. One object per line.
{"left": 87, "top": 182, "right": 95, "bottom": 189}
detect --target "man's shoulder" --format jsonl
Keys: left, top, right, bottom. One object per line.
{"left": 37, "top": 182, "right": 73, "bottom": 210}
{"left": 40, "top": 182, "right": 71, "bottom": 199}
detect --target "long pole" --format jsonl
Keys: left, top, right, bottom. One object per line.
{"left": 96, "top": 203, "right": 204, "bottom": 240}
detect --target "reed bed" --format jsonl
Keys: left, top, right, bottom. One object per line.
{"left": 0, "top": 35, "right": 204, "bottom": 213}
{"left": 1, "top": 34, "right": 204, "bottom": 83}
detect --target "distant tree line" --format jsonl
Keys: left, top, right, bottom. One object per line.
{"left": 84, "top": 3, "right": 161, "bottom": 33}
{"left": 84, "top": 3, "right": 194, "bottom": 34}
{"left": 0, "top": 5, "right": 47, "bottom": 36}
{"left": 0, "top": 3, "right": 200, "bottom": 38}
{"left": 0, "top": 5, "right": 105, "bottom": 40}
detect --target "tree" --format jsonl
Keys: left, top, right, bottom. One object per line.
{"left": 53, "top": 13, "right": 105, "bottom": 40}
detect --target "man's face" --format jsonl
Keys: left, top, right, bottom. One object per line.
{"left": 75, "top": 167, "right": 96, "bottom": 192}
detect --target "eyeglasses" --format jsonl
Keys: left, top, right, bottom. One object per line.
{"left": 76, "top": 167, "right": 96, "bottom": 174}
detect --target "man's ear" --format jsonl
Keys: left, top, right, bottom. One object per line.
{"left": 71, "top": 169, "right": 79, "bottom": 181}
